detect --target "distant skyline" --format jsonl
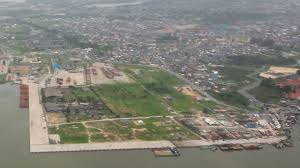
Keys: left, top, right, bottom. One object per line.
{"left": 0, "top": 0, "right": 25, "bottom": 2}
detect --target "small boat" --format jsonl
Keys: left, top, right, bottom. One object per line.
{"left": 152, "top": 148, "right": 180, "bottom": 157}
{"left": 273, "top": 143, "right": 284, "bottom": 149}
{"left": 230, "top": 144, "right": 243, "bottom": 151}
{"left": 219, "top": 145, "right": 230, "bottom": 151}
{"left": 242, "top": 144, "right": 263, "bottom": 150}
{"left": 219, "top": 144, "right": 243, "bottom": 151}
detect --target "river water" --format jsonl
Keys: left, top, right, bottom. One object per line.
{"left": 0, "top": 83, "right": 299, "bottom": 168}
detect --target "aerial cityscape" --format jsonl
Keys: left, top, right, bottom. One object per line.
{"left": 0, "top": 0, "right": 299, "bottom": 167}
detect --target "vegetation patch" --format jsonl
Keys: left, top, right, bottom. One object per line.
{"left": 118, "top": 65, "right": 183, "bottom": 86}
{"left": 209, "top": 65, "right": 253, "bottom": 84}
{"left": 249, "top": 78, "right": 285, "bottom": 103}
{"left": 0, "top": 74, "right": 7, "bottom": 84}
{"left": 209, "top": 91, "right": 250, "bottom": 108}
{"left": 63, "top": 87, "right": 100, "bottom": 103}
{"left": 86, "top": 118, "right": 198, "bottom": 142}
{"left": 91, "top": 84, "right": 169, "bottom": 117}
{"left": 49, "top": 123, "right": 88, "bottom": 144}
{"left": 228, "top": 54, "right": 296, "bottom": 67}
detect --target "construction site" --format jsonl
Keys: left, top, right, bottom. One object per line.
{"left": 86, "top": 62, "right": 132, "bottom": 85}
{"left": 259, "top": 66, "right": 300, "bottom": 79}
{"left": 44, "top": 62, "right": 131, "bottom": 87}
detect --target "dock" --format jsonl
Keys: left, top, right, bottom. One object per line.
{"left": 28, "top": 83, "right": 49, "bottom": 146}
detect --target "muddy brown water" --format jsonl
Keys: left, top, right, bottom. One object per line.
{"left": 0, "top": 83, "right": 299, "bottom": 168}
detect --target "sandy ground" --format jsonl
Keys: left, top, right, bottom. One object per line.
{"left": 48, "top": 70, "right": 85, "bottom": 87}
{"left": 175, "top": 86, "right": 203, "bottom": 100}
{"left": 89, "top": 62, "right": 131, "bottom": 84}
{"left": 46, "top": 112, "right": 67, "bottom": 125}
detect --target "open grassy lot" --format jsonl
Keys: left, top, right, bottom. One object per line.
{"left": 117, "top": 64, "right": 183, "bottom": 86}
{"left": 208, "top": 65, "right": 254, "bottom": 90}
{"left": 86, "top": 118, "right": 199, "bottom": 142}
{"left": 208, "top": 65, "right": 253, "bottom": 83}
{"left": 91, "top": 84, "right": 169, "bottom": 117}
{"left": 49, "top": 123, "right": 88, "bottom": 144}
{"left": 93, "top": 65, "right": 218, "bottom": 116}
{"left": 144, "top": 82, "right": 217, "bottom": 113}
{"left": 118, "top": 65, "right": 218, "bottom": 113}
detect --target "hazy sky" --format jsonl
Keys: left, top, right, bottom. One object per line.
{"left": 0, "top": 0, "right": 25, "bottom": 2}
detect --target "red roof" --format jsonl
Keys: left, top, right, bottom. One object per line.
{"left": 277, "top": 79, "right": 300, "bottom": 87}
{"left": 288, "top": 92, "right": 300, "bottom": 99}
{"left": 286, "top": 79, "right": 300, "bottom": 86}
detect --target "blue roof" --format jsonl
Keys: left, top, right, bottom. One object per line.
{"left": 53, "top": 63, "right": 61, "bottom": 71}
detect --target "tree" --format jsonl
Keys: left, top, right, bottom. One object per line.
{"left": 203, "top": 107, "right": 212, "bottom": 114}
{"left": 260, "top": 78, "right": 275, "bottom": 87}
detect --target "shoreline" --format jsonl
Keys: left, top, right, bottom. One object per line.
{"left": 30, "top": 137, "right": 287, "bottom": 153}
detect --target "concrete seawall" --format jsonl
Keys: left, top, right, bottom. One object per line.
{"left": 173, "top": 137, "right": 287, "bottom": 148}
{"left": 30, "top": 136, "right": 287, "bottom": 153}
{"left": 31, "top": 141, "right": 175, "bottom": 153}
{"left": 28, "top": 83, "right": 49, "bottom": 146}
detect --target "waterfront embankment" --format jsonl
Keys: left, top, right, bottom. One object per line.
{"left": 27, "top": 82, "right": 288, "bottom": 153}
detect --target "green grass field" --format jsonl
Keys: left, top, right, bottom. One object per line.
{"left": 92, "top": 84, "right": 169, "bottom": 117}
{"left": 92, "top": 65, "right": 217, "bottom": 116}
{"left": 117, "top": 65, "right": 183, "bottom": 86}
{"left": 144, "top": 82, "right": 213, "bottom": 113}
{"left": 123, "top": 66, "right": 216, "bottom": 110}
{"left": 86, "top": 118, "right": 199, "bottom": 142}
{"left": 49, "top": 123, "right": 89, "bottom": 144}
